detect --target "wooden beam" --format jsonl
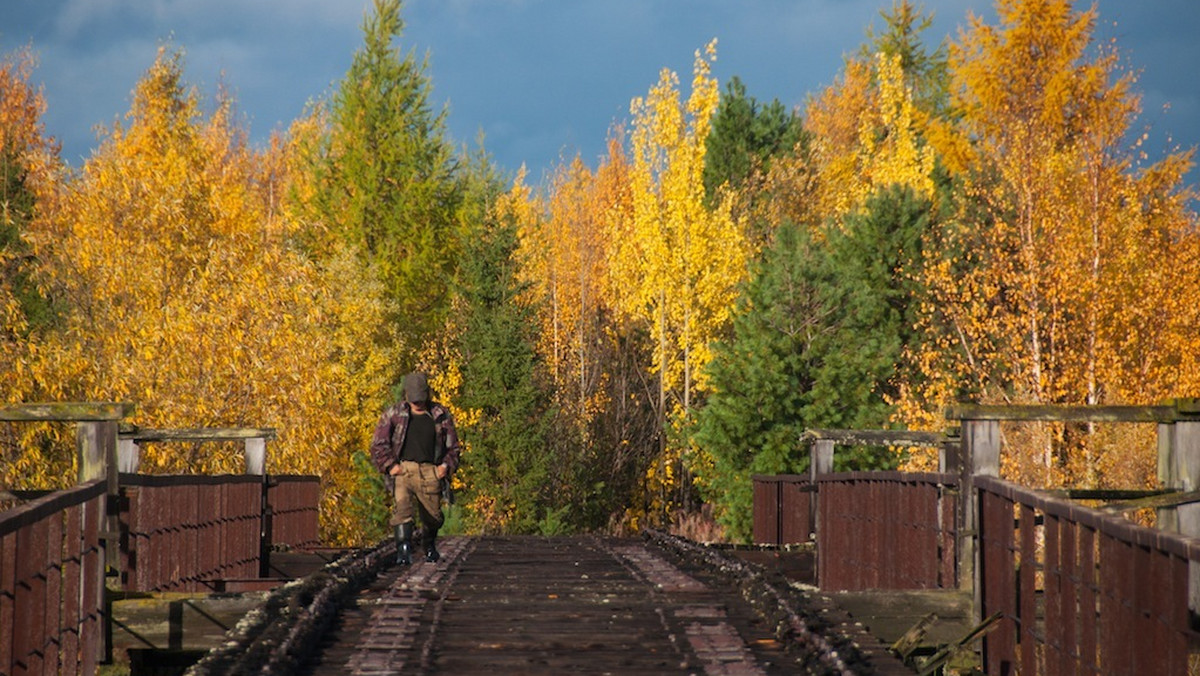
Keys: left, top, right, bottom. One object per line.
{"left": 1095, "top": 490, "right": 1200, "bottom": 514}
{"left": 118, "top": 428, "right": 277, "bottom": 443}
{"left": 804, "top": 429, "right": 951, "bottom": 448}
{"left": 944, "top": 404, "right": 1176, "bottom": 423}
{"left": 0, "top": 402, "right": 135, "bottom": 422}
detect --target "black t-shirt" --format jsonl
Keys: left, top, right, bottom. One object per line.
{"left": 400, "top": 411, "right": 437, "bottom": 464}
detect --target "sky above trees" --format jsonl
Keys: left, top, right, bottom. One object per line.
{"left": 1, "top": 0, "right": 1197, "bottom": 185}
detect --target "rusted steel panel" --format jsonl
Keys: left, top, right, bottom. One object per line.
{"left": 180, "top": 483, "right": 198, "bottom": 591}
{"left": 779, "top": 478, "right": 812, "bottom": 544}
{"left": 752, "top": 476, "right": 780, "bottom": 545}
{"left": 1099, "top": 533, "right": 1134, "bottom": 675}
{"left": 250, "top": 481, "right": 265, "bottom": 576}
{"left": 10, "top": 517, "right": 44, "bottom": 675}
{"left": 1, "top": 528, "right": 16, "bottom": 674}
{"left": 1045, "top": 514, "right": 1064, "bottom": 676}
{"left": 214, "top": 482, "right": 228, "bottom": 580}
{"left": 979, "top": 489, "right": 1015, "bottom": 676}
{"left": 816, "top": 475, "right": 955, "bottom": 592}
{"left": 919, "top": 483, "right": 937, "bottom": 586}
{"left": 244, "top": 481, "right": 262, "bottom": 578}
{"left": 1057, "top": 517, "right": 1079, "bottom": 676}
{"left": 1130, "top": 543, "right": 1155, "bottom": 676}
{"left": 144, "top": 485, "right": 162, "bottom": 590}
{"left": 1164, "top": 550, "right": 1189, "bottom": 673}
{"left": 1146, "top": 549, "right": 1172, "bottom": 675}
{"left": 816, "top": 479, "right": 834, "bottom": 588}
{"left": 61, "top": 504, "right": 82, "bottom": 676}
{"left": 202, "top": 480, "right": 224, "bottom": 584}
{"left": 43, "top": 510, "right": 63, "bottom": 675}
{"left": 80, "top": 494, "right": 102, "bottom": 675}
{"left": 1078, "top": 524, "right": 1098, "bottom": 676}
{"left": 879, "top": 480, "right": 893, "bottom": 587}
{"left": 1017, "top": 503, "right": 1037, "bottom": 675}
{"left": 939, "top": 487, "right": 958, "bottom": 588}
{"left": 866, "top": 479, "right": 882, "bottom": 589}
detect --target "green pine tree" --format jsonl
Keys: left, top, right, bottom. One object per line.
{"left": 803, "top": 184, "right": 939, "bottom": 468}
{"left": 859, "top": 0, "right": 949, "bottom": 117}
{"left": 702, "top": 76, "right": 806, "bottom": 206}
{"left": 453, "top": 158, "right": 558, "bottom": 534}
{"left": 295, "top": 0, "right": 461, "bottom": 364}
{"left": 691, "top": 222, "right": 831, "bottom": 541}
{"left": 692, "top": 185, "right": 941, "bottom": 541}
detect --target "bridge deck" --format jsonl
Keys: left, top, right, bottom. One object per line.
{"left": 289, "top": 535, "right": 910, "bottom": 675}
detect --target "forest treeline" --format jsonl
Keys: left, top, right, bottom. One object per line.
{"left": 2, "top": 0, "right": 1197, "bottom": 544}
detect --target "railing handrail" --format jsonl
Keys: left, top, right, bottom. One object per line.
{"left": 814, "top": 470, "right": 958, "bottom": 485}
{"left": 974, "top": 474, "right": 1200, "bottom": 562}
{"left": 119, "top": 472, "right": 271, "bottom": 487}
{"left": 0, "top": 479, "right": 106, "bottom": 536}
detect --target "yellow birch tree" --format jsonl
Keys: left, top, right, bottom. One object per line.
{"left": 608, "top": 41, "right": 750, "bottom": 522}
{"left": 896, "top": 0, "right": 1200, "bottom": 486}
{"left": 12, "top": 48, "right": 394, "bottom": 543}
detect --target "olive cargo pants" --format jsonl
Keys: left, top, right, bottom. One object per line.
{"left": 391, "top": 460, "right": 445, "bottom": 529}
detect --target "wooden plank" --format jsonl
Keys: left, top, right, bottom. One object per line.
{"left": 827, "top": 589, "right": 974, "bottom": 646}
{"left": 110, "top": 593, "right": 270, "bottom": 653}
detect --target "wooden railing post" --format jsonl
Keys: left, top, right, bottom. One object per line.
{"left": 810, "top": 438, "right": 834, "bottom": 550}
{"left": 961, "top": 416, "right": 1000, "bottom": 623}
{"left": 1159, "top": 399, "right": 1200, "bottom": 618}
{"left": 244, "top": 436, "right": 271, "bottom": 577}
{"left": 244, "top": 437, "right": 267, "bottom": 476}
{"left": 117, "top": 437, "right": 140, "bottom": 473}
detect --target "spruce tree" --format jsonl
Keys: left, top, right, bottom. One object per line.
{"left": 453, "top": 160, "right": 557, "bottom": 534}
{"left": 296, "top": 0, "right": 461, "bottom": 364}
{"left": 691, "top": 223, "right": 831, "bottom": 541}
{"left": 702, "top": 76, "right": 805, "bottom": 206}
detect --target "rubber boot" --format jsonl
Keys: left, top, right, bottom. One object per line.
{"left": 423, "top": 527, "right": 440, "bottom": 563}
{"left": 395, "top": 522, "right": 413, "bottom": 566}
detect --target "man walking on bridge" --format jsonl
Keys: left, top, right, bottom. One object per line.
{"left": 370, "top": 371, "right": 461, "bottom": 565}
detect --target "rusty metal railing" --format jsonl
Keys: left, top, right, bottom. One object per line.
{"left": 267, "top": 475, "right": 321, "bottom": 551}
{"left": 976, "top": 475, "right": 1199, "bottom": 675}
{"left": 751, "top": 474, "right": 812, "bottom": 545}
{"left": 816, "top": 471, "right": 959, "bottom": 591}
{"left": 0, "top": 480, "right": 106, "bottom": 676}
{"left": 118, "top": 474, "right": 265, "bottom": 592}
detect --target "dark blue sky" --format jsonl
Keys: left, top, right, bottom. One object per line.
{"left": 2, "top": 0, "right": 1197, "bottom": 187}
